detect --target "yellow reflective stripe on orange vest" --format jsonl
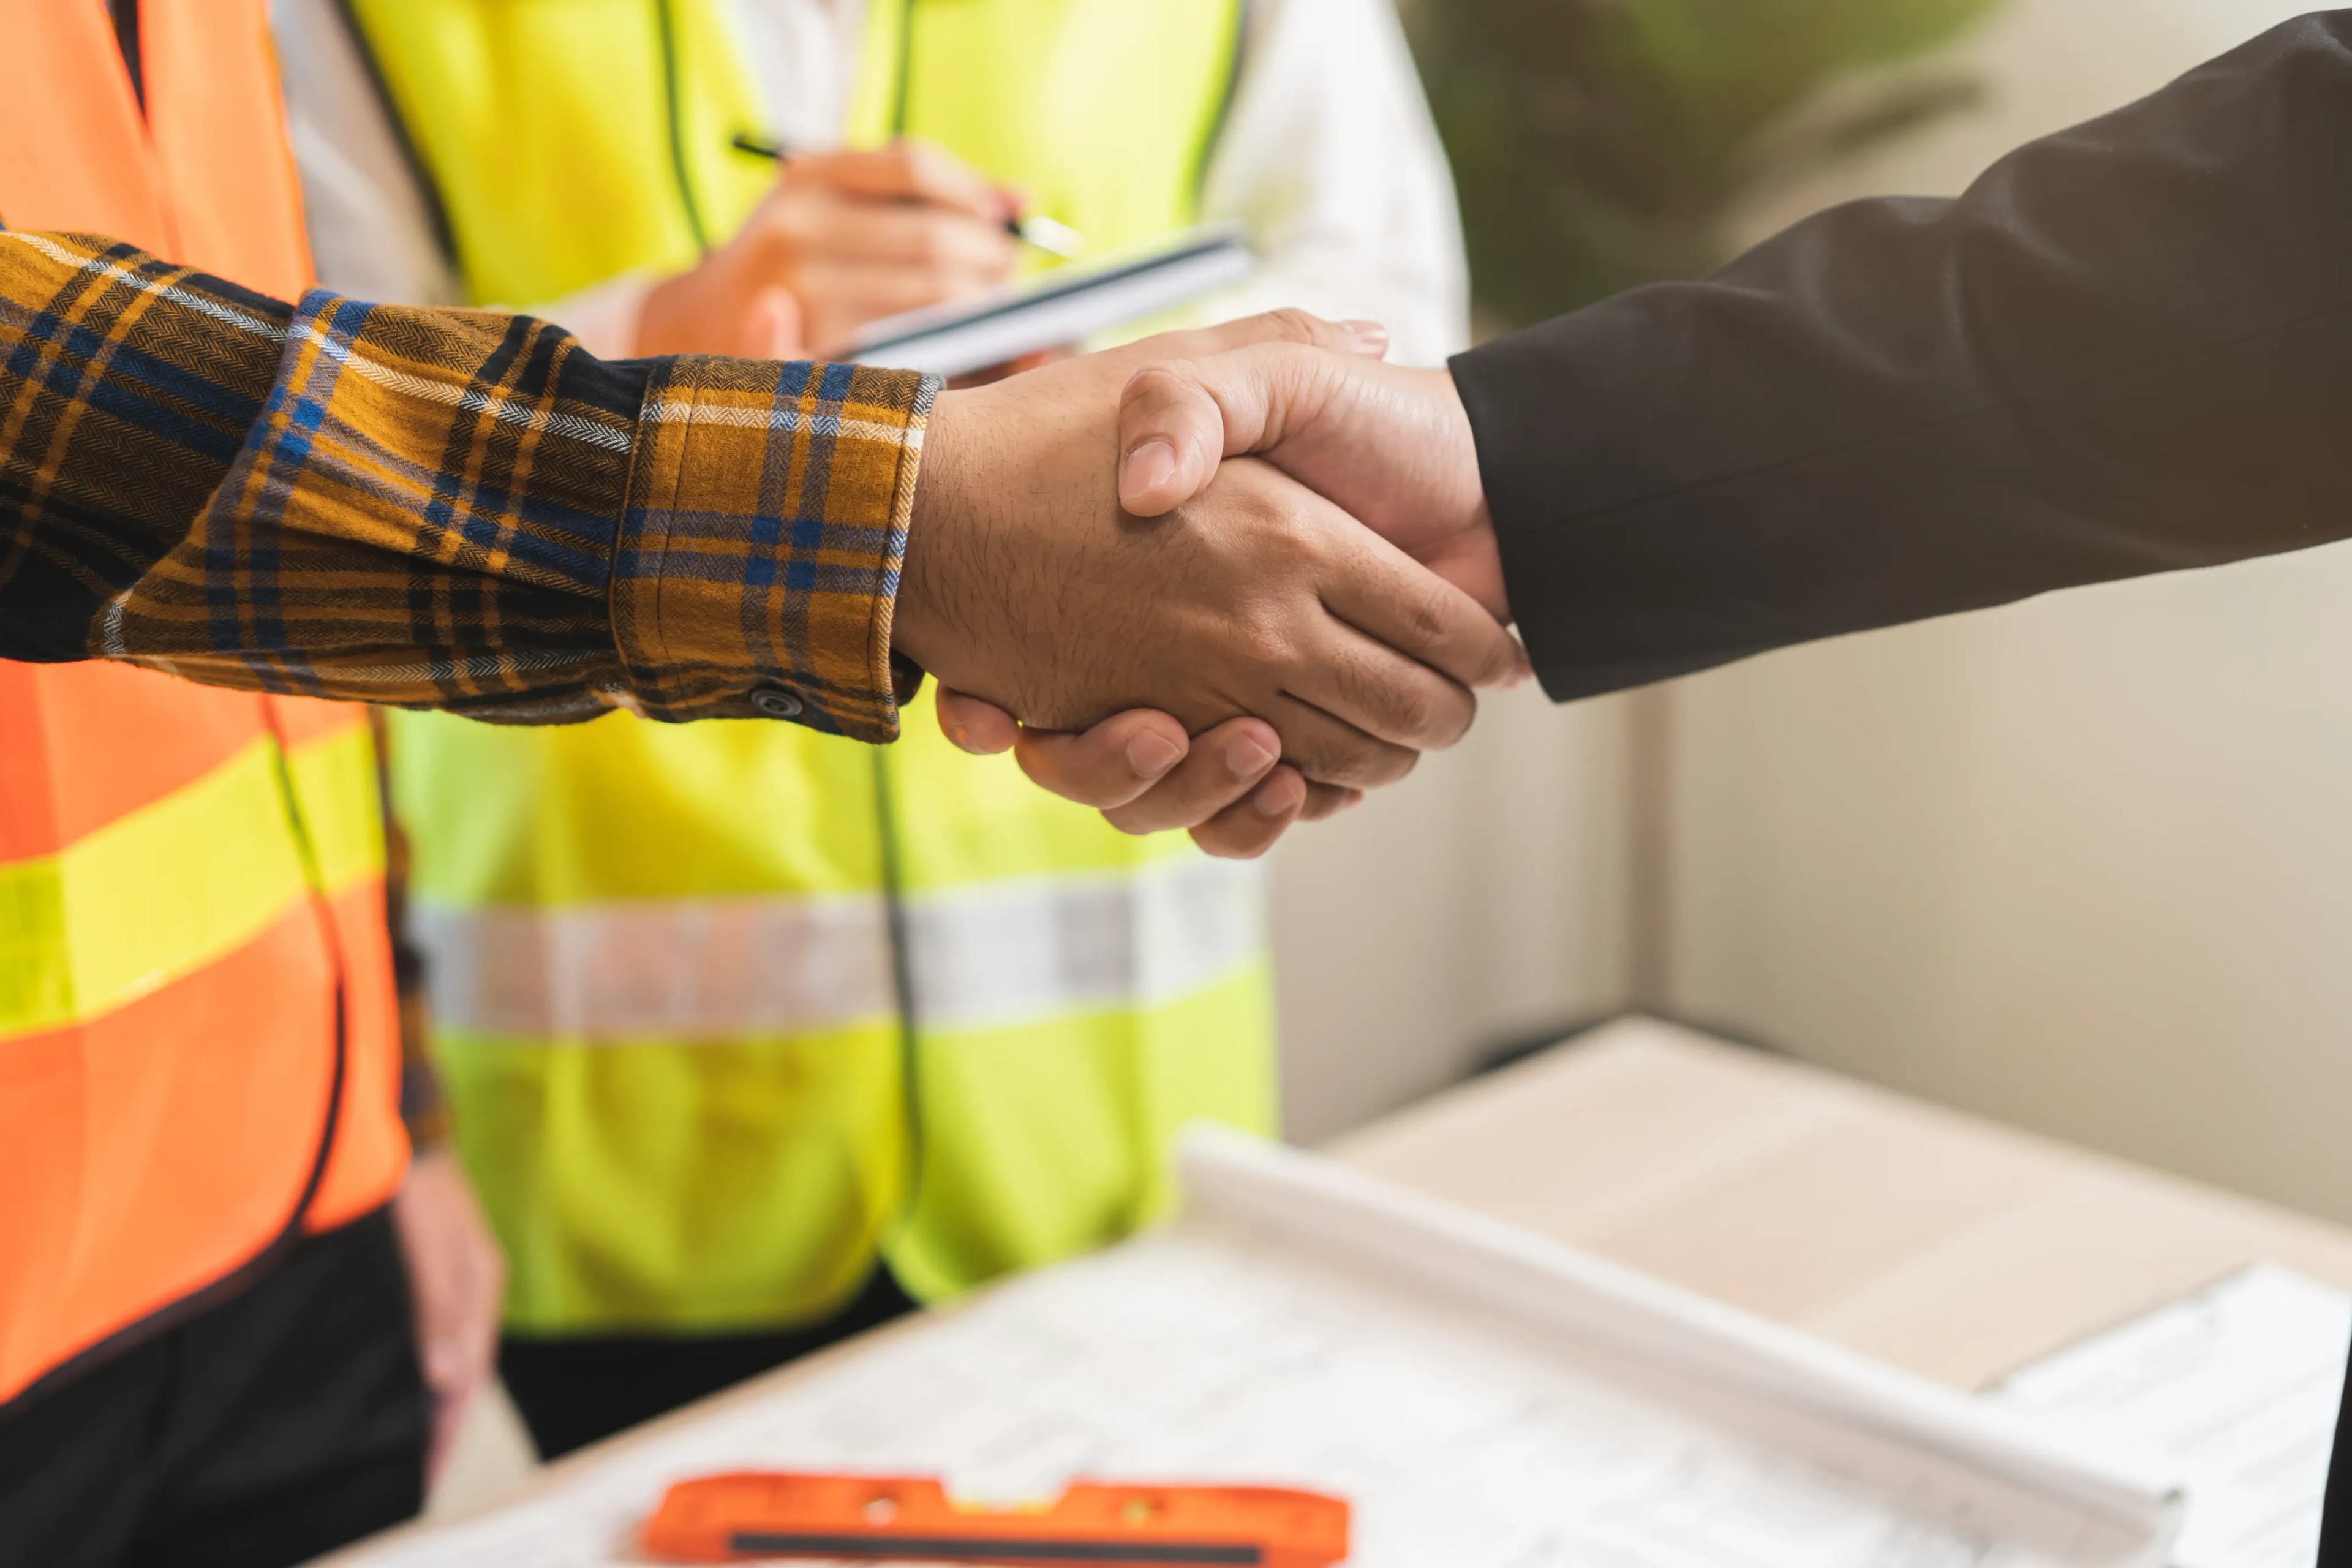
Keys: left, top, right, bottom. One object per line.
{"left": 284, "top": 720, "right": 390, "bottom": 894}
{"left": 0, "top": 725, "right": 385, "bottom": 1041}
{"left": 409, "top": 854, "right": 1265, "bottom": 1041}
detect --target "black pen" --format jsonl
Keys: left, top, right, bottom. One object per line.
{"left": 730, "top": 132, "right": 1085, "bottom": 258}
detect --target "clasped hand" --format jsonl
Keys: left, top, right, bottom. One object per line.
{"left": 893, "top": 311, "right": 1508, "bottom": 858}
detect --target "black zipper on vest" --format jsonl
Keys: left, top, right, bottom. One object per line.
{"left": 888, "top": 0, "right": 918, "bottom": 138}
{"left": 326, "top": 0, "right": 463, "bottom": 276}
{"left": 337, "top": 0, "right": 714, "bottom": 273}
{"left": 655, "top": 0, "right": 712, "bottom": 252}
{"left": 888, "top": 0, "right": 1249, "bottom": 208}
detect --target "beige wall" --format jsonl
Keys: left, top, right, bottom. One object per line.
{"left": 1660, "top": 0, "right": 2352, "bottom": 1221}
{"left": 1272, "top": 685, "right": 1634, "bottom": 1144}
{"left": 1277, "top": 0, "right": 2352, "bottom": 1218}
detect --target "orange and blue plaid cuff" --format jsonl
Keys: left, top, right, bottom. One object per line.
{"left": 617, "top": 353, "right": 932, "bottom": 734}
{"left": 0, "top": 231, "right": 935, "bottom": 741}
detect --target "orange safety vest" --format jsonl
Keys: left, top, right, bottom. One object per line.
{"left": 0, "top": 0, "right": 407, "bottom": 1408}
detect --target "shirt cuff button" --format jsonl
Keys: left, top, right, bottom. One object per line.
{"left": 751, "top": 686, "right": 804, "bottom": 720}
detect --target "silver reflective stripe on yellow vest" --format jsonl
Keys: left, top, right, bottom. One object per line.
{"left": 361, "top": 0, "right": 1262, "bottom": 1339}
{"left": 414, "top": 854, "right": 1264, "bottom": 1041}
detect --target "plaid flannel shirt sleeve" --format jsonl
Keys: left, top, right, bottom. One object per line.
{"left": 0, "top": 231, "right": 936, "bottom": 739}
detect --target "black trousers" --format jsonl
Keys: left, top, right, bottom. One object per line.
{"left": 498, "top": 1264, "right": 918, "bottom": 1460}
{"left": 0, "top": 1208, "right": 429, "bottom": 1568}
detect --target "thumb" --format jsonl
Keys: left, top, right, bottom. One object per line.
{"left": 1117, "top": 342, "right": 1340, "bottom": 518}
{"left": 937, "top": 685, "right": 1020, "bottom": 754}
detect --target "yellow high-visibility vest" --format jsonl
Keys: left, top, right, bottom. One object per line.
{"left": 342, "top": 0, "right": 1267, "bottom": 1332}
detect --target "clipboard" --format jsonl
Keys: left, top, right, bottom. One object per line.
{"left": 842, "top": 222, "right": 1256, "bottom": 378}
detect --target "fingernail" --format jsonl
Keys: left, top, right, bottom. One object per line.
{"left": 1253, "top": 772, "right": 1306, "bottom": 818}
{"left": 1225, "top": 734, "right": 1278, "bottom": 778}
{"left": 1120, "top": 439, "right": 1176, "bottom": 502}
{"left": 948, "top": 723, "right": 970, "bottom": 748}
{"left": 1340, "top": 319, "right": 1389, "bottom": 357}
{"left": 1125, "top": 730, "right": 1183, "bottom": 780}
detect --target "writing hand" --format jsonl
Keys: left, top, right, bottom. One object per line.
{"left": 638, "top": 141, "right": 1019, "bottom": 358}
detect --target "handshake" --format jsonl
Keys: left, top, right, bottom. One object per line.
{"left": 872, "top": 21, "right": 2338, "bottom": 859}
{"left": 892, "top": 312, "right": 1518, "bottom": 861}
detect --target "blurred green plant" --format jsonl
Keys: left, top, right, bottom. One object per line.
{"left": 1405, "top": 0, "right": 2007, "bottom": 328}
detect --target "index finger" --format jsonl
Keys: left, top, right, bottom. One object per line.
{"left": 1011, "top": 710, "right": 1195, "bottom": 810}
{"left": 1188, "top": 773, "right": 1359, "bottom": 860}
{"left": 1317, "top": 519, "right": 1529, "bottom": 695}
{"left": 937, "top": 686, "right": 1023, "bottom": 755}
{"left": 1119, "top": 310, "right": 1387, "bottom": 375}
{"left": 810, "top": 140, "right": 1009, "bottom": 223}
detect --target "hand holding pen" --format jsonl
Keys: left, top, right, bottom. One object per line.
{"left": 638, "top": 139, "right": 1069, "bottom": 358}
{"left": 733, "top": 134, "right": 1085, "bottom": 259}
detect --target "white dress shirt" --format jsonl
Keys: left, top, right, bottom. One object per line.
{"left": 273, "top": 0, "right": 1469, "bottom": 366}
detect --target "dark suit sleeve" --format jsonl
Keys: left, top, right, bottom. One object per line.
{"left": 1453, "top": 12, "right": 2352, "bottom": 702}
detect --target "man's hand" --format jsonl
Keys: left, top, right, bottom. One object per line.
{"left": 1118, "top": 344, "right": 1503, "bottom": 618}
{"left": 895, "top": 316, "right": 1524, "bottom": 791}
{"left": 390, "top": 1148, "right": 507, "bottom": 1482}
{"left": 637, "top": 142, "right": 1019, "bottom": 358}
{"left": 932, "top": 335, "right": 1511, "bottom": 856}
{"left": 934, "top": 688, "right": 1363, "bottom": 859}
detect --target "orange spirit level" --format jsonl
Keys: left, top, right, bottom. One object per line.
{"left": 641, "top": 1471, "right": 1351, "bottom": 1567}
